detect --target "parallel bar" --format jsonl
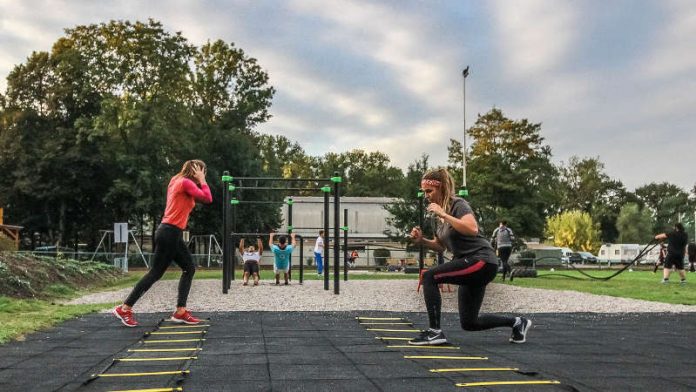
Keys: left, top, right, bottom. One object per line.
{"left": 430, "top": 367, "right": 518, "bottom": 372}
{"left": 144, "top": 339, "right": 206, "bottom": 344}
{"left": 405, "top": 355, "right": 488, "bottom": 360}
{"left": 115, "top": 357, "right": 198, "bottom": 362}
{"left": 96, "top": 370, "right": 190, "bottom": 377}
{"left": 232, "top": 186, "right": 321, "bottom": 191}
{"left": 366, "top": 328, "right": 419, "bottom": 332}
{"left": 456, "top": 380, "right": 561, "bottom": 387}
{"left": 360, "top": 322, "right": 413, "bottom": 325}
{"left": 128, "top": 348, "right": 202, "bottom": 353}
{"left": 233, "top": 177, "right": 332, "bottom": 182}
{"left": 356, "top": 317, "right": 404, "bottom": 321}
{"left": 108, "top": 388, "right": 183, "bottom": 392}
{"left": 159, "top": 325, "right": 211, "bottom": 329}
{"left": 387, "top": 345, "right": 460, "bottom": 350}
{"left": 149, "top": 331, "right": 206, "bottom": 335}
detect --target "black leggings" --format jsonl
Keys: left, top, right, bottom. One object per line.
{"left": 125, "top": 224, "right": 196, "bottom": 308}
{"left": 421, "top": 254, "right": 515, "bottom": 330}
{"left": 498, "top": 246, "right": 512, "bottom": 278}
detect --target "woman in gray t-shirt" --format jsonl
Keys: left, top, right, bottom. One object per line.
{"left": 409, "top": 168, "right": 531, "bottom": 346}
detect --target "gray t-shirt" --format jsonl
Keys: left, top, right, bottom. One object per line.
{"left": 435, "top": 197, "right": 495, "bottom": 264}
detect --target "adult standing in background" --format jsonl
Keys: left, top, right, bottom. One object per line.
{"left": 113, "top": 160, "right": 212, "bottom": 327}
{"left": 491, "top": 220, "right": 515, "bottom": 281}
{"left": 314, "top": 230, "right": 324, "bottom": 275}
{"left": 655, "top": 223, "right": 688, "bottom": 284}
{"left": 687, "top": 242, "right": 696, "bottom": 273}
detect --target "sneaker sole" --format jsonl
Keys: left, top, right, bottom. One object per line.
{"left": 408, "top": 338, "right": 448, "bottom": 346}
{"left": 510, "top": 320, "right": 532, "bottom": 344}
{"left": 112, "top": 308, "right": 137, "bottom": 328}
{"left": 169, "top": 317, "right": 200, "bottom": 325}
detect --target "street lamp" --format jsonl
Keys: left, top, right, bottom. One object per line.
{"left": 459, "top": 66, "right": 470, "bottom": 198}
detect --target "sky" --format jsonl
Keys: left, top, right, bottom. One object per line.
{"left": 1, "top": 0, "right": 695, "bottom": 191}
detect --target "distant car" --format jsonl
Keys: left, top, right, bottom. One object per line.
{"left": 560, "top": 247, "right": 574, "bottom": 263}
{"left": 569, "top": 252, "right": 598, "bottom": 264}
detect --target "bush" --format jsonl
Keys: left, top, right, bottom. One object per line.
{"left": 373, "top": 248, "right": 390, "bottom": 266}
{"left": 0, "top": 236, "right": 16, "bottom": 251}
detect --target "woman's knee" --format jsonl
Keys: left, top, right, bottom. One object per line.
{"left": 460, "top": 319, "right": 480, "bottom": 331}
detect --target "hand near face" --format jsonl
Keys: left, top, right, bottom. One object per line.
{"left": 193, "top": 165, "right": 206, "bottom": 184}
{"left": 427, "top": 203, "right": 445, "bottom": 218}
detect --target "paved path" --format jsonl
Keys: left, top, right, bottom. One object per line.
{"left": 1, "top": 311, "right": 695, "bottom": 391}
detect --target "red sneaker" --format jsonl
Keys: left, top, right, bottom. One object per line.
{"left": 170, "top": 310, "right": 201, "bottom": 325}
{"left": 112, "top": 305, "right": 138, "bottom": 327}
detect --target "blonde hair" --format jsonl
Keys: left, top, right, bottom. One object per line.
{"left": 422, "top": 168, "right": 456, "bottom": 214}
{"left": 175, "top": 160, "right": 206, "bottom": 183}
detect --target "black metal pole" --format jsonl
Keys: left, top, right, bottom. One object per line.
{"left": 230, "top": 203, "right": 236, "bottom": 284}
{"left": 222, "top": 171, "right": 231, "bottom": 294}
{"left": 299, "top": 234, "right": 304, "bottom": 284}
{"left": 343, "top": 208, "right": 348, "bottom": 282}
{"left": 418, "top": 190, "right": 425, "bottom": 271}
{"left": 323, "top": 187, "right": 330, "bottom": 291}
{"left": 287, "top": 198, "right": 293, "bottom": 281}
{"left": 333, "top": 172, "right": 341, "bottom": 295}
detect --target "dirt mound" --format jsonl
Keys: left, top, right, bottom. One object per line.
{"left": 0, "top": 252, "right": 124, "bottom": 298}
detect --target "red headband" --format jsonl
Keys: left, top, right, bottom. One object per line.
{"left": 421, "top": 179, "right": 441, "bottom": 187}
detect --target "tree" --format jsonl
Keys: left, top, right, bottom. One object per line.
{"left": 616, "top": 203, "right": 654, "bottom": 244}
{"left": 384, "top": 155, "right": 430, "bottom": 243}
{"left": 545, "top": 210, "right": 601, "bottom": 253}
{"left": 634, "top": 182, "right": 693, "bottom": 233}
{"left": 558, "top": 156, "right": 627, "bottom": 242}
{"left": 314, "top": 150, "right": 405, "bottom": 197}
{"left": 0, "top": 19, "right": 276, "bottom": 246}
{"left": 449, "top": 108, "right": 560, "bottom": 239}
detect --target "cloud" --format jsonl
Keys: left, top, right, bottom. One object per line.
{"left": 489, "top": 0, "right": 580, "bottom": 78}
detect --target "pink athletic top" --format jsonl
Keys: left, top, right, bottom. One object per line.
{"left": 161, "top": 176, "right": 212, "bottom": 229}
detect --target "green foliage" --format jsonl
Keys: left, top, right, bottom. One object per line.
{"left": 634, "top": 182, "right": 693, "bottom": 233}
{"left": 545, "top": 210, "right": 601, "bottom": 253}
{"left": 616, "top": 203, "right": 654, "bottom": 243}
{"left": 558, "top": 156, "right": 627, "bottom": 242}
{"left": 449, "top": 108, "right": 560, "bottom": 238}
{"left": 0, "top": 19, "right": 275, "bottom": 244}
{"left": 384, "top": 155, "right": 431, "bottom": 242}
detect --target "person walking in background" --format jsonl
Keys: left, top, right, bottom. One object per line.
{"left": 113, "top": 160, "right": 212, "bottom": 327}
{"left": 348, "top": 249, "right": 358, "bottom": 268}
{"left": 655, "top": 223, "right": 688, "bottom": 284}
{"left": 491, "top": 220, "right": 515, "bottom": 281}
{"left": 314, "top": 230, "right": 324, "bottom": 275}
{"left": 240, "top": 237, "right": 263, "bottom": 286}
{"left": 409, "top": 168, "right": 531, "bottom": 346}
{"left": 270, "top": 231, "right": 296, "bottom": 285}
{"left": 687, "top": 242, "right": 696, "bottom": 273}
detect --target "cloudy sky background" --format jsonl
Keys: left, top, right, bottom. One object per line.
{"left": 1, "top": 0, "right": 695, "bottom": 191}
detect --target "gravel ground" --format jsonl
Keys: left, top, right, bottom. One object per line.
{"left": 68, "top": 279, "right": 696, "bottom": 314}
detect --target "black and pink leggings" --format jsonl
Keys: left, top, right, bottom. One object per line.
{"left": 421, "top": 254, "right": 515, "bottom": 330}
{"left": 125, "top": 223, "right": 196, "bottom": 308}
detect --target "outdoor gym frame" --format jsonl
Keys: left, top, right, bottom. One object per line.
{"left": 221, "top": 171, "right": 347, "bottom": 295}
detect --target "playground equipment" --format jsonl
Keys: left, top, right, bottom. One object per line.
{"left": 221, "top": 172, "right": 346, "bottom": 294}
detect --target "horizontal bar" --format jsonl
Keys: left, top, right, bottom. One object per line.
{"left": 232, "top": 177, "right": 332, "bottom": 182}
{"left": 108, "top": 388, "right": 183, "bottom": 392}
{"left": 233, "top": 186, "right": 322, "bottom": 191}
{"left": 144, "top": 339, "right": 206, "bottom": 344}
{"left": 96, "top": 370, "right": 190, "bottom": 378}
{"left": 229, "top": 200, "right": 290, "bottom": 205}
{"left": 360, "top": 322, "right": 413, "bottom": 325}
{"left": 128, "top": 348, "right": 202, "bottom": 353}
{"left": 355, "top": 317, "right": 404, "bottom": 321}
{"left": 387, "top": 345, "right": 460, "bottom": 350}
{"left": 376, "top": 337, "right": 411, "bottom": 341}
{"left": 148, "top": 331, "right": 206, "bottom": 335}
{"left": 405, "top": 355, "right": 488, "bottom": 360}
{"left": 456, "top": 380, "right": 561, "bottom": 387}
{"left": 159, "top": 325, "right": 211, "bottom": 329}
{"left": 116, "top": 357, "right": 198, "bottom": 362}
{"left": 230, "top": 233, "right": 303, "bottom": 237}
{"left": 365, "top": 329, "right": 419, "bottom": 332}
{"left": 430, "top": 367, "right": 518, "bottom": 372}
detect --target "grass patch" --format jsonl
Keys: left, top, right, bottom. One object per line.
{"left": 0, "top": 296, "right": 116, "bottom": 344}
{"left": 501, "top": 270, "right": 696, "bottom": 305}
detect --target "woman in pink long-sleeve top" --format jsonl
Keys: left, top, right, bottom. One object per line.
{"left": 113, "top": 160, "right": 213, "bottom": 327}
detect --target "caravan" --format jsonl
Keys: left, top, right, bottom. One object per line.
{"left": 598, "top": 244, "right": 642, "bottom": 264}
